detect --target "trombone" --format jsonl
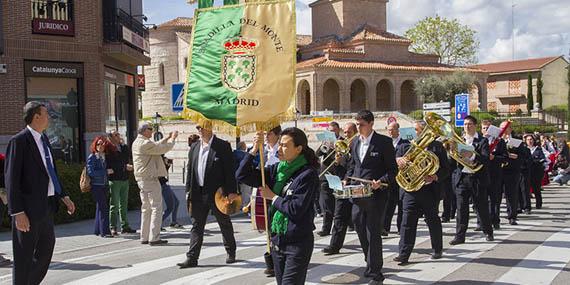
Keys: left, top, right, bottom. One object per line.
{"left": 318, "top": 134, "right": 358, "bottom": 177}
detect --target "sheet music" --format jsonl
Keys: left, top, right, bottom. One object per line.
{"left": 324, "top": 174, "right": 343, "bottom": 191}
{"left": 507, "top": 138, "right": 523, "bottom": 148}
{"left": 486, "top": 125, "right": 501, "bottom": 139}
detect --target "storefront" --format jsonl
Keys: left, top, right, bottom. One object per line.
{"left": 24, "top": 60, "right": 83, "bottom": 163}
{"left": 104, "top": 66, "right": 137, "bottom": 145}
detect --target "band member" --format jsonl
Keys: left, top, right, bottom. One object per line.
{"left": 178, "top": 125, "right": 238, "bottom": 268}
{"left": 449, "top": 115, "right": 494, "bottom": 245}
{"left": 384, "top": 121, "right": 409, "bottom": 236}
{"left": 501, "top": 121, "right": 524, "bottom": 225}
{"left": 481, "top": 120, "right": 508, "bottom": 229}
{"left": 322, "top": 122, "right": 356, "bottom": 255}
{"left": 518, "top": 140, "right": 533, "bottom": 214}
{"left": 236, "top": 127, "right": 319, "bottom": 285}
{"left": 344, "top": 110, "right": 397, "bottom": 285}
{"left": 441, "top": 147, "right": 457, "bottom": 223}
{"left": 316, "top": 121, "right": 342, "bottom": 236}
{"left": 394, "top": 120, "right": 448, "bottom": 264}
{"left": 525, "top": 134, "right": 548, "bottom": 209}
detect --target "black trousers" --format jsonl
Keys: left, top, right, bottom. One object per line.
{"left": 399, "top": 187, "right": 443, "bottom": 258}
{"left": 488, "top": 173, "right": 503, "bottom": 226}
{"left": 272, "top": 237, "right": 314, "bottom": 285}
{"left": 383, "top": 186, "right": 399, "bottom": 233}
{"left": 12, "top": 199, "right": 56, "bottom": 285}
{"left": 329, "top": 198, "right": 353, "bottom": 250}
{"left": 530, "top": 171, "right": 543, "bottom": 208}
{"left": 352, "top": 191, "right": 388, "bottom": 281}
{"left": 503, "top": 172, "right": 520, "bottom": 220}
{"left": 455, "top": 174, "right": 493, "bottom": 240}
{"left": 318, "top": 182, "right": 335, "bottom": 233}
{"left": 519, "top": 172, "right": 532, "bottom": 211}
{"left": 442, "top": 176, "right": 456, "bottom": 221}
{"left": 187, "top": 196, "right": 236, "bottom": 260}
{"left": 396, "top": 189, "right": 404, "bottom": 233}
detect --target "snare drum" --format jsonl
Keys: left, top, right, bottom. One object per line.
{"left": 332, "top": 184, "right": 373, "bottom": 199}
{"left": 250, "top": 188, "right": 269, "bottom": 232}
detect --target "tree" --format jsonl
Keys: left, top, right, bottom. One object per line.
{"left": 414, "top": 71, "right": 476, "bottom": 105}
{"left": 527, "top": 73, "right": 534, "bottom": 115}
{"left": 404, "top": 15, "right": 480, "bottom": 66}
{"left": 536, "top": 73, "right": 543, "bottom": 110}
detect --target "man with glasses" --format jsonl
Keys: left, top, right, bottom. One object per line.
{"left": 132, "top": 124, "right": 177, "bottom": 246}
{"left": 107, "top": 131, "right": 136, "bottom": 235}
{"left": 449, "top": 116, "right": 493, "bottom": 245}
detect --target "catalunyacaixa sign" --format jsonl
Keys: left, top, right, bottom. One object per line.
{"left": 32, "top": 18, "right": 75, "bottom": 36}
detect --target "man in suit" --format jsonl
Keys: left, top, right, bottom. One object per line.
{"left": 383, "top": 121, "right": 409, "bottom": 236}
{"left": 481, "top": 120, "right": 508, "bottom": 229}
{"left": 178, "top": 125, "right": 239, "bottom": 268}
{"left": 449, "top": 115, "right": 494, "bottom": 245}
{"left": 500, "top": 121, "right": 524, "bottom": 225}
{"left": 322, "top": 122, "right": 356, "bottom": 255}
{"left": 344, "top": 110, "right": 397, "bottom": 285}
{"left": 393, "top": 120, "right": 449, "bottom": 264}
{"left": 6, "top": 101, "right": 76, "bottom": 285}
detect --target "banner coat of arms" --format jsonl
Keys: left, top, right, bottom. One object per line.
{"left": 183, "top": 0, "right": 296, "bottom": 136}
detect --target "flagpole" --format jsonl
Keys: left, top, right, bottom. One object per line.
{"left": 258, "top": 138, "right": 271, "bottom": 253}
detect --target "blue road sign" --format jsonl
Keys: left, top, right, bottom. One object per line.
{"left": 455, "top": 93, "right": 470, "bottom": 127}
{"left": 172, "top": 83, "right": 184, "bottom": 112}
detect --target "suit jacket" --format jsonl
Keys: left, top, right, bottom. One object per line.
{"left": 488, "top": 138, "right": 508, "bottom": 176}
{"left": 186, "top": 136, "right": 237, "bottom": 202}
{"left": 5, "top": 128, "right": 66, "bottom": 221}
{"left": 345, "top": 132, "right": 397, "bottom": 196}
{"left": 453, "top": 132, "right": 490, "bottom": 188}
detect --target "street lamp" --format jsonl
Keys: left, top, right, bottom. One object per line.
{"left": 153, "top": 112, "right": 164, "bottom": 141}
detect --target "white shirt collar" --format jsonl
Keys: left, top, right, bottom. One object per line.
{"left": 464, "top": 132, "right": 479, "bottom": 140}
{"left": 392, "top": 136, "right": 401, "bottom": 147}
{"left": 201, "top": 135, "right": 214, "bottom": 147}
{"left": 27, "top": 125, "right": 43, "bottom": 141}
{"left": 359, "top": 131, "right": 374, "bottom": 145}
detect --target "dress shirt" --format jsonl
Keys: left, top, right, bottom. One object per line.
{"left": 197, "top": 135, "right": 214, "bottom": 187}
{"left": 27, "top": 125, "right": 55, "bottom": 196}
{"left": 392, "top": 136, "right": 401, "bottom": 148}
{"left": 358, "top": 131, "right": 374, "bottom": 163}
{"left": 265, "top": 142, "right": 280, "bottom": 167}
{"left": 462, "top": 132, "right": 478, "bottom": 174}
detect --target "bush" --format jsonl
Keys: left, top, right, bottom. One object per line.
{"left": 408, "top": 110, "right": 424, "bottom": 120}
{"left": 511, "top": 123, "right": 559, "bottom": 135}
{"left": 1, "top": 161, "right": 141, "bottom": 228}
{"left": 544, "top": 104, "right": 567, "bottom": 113}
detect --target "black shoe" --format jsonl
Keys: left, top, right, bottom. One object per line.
{"left": 449, "top": 238, "right": 465, "bottom": 245}
{"left": 322, "top": 247, "right": 340, "bottom": 255}
{"left": 110, "top": 228, "right": 118, "bottom": 236}
{"left": 441, "top": 218, "right": 450, "bottom": 223}
{"left": 102, "top": 234, "right": 114, "bottom": 238}
{"left": 431, "top": 252, "right": 443, "bottom": 260}
{"left": 474, "top": 226, "right": 482, "bottom": 232}
{"left": 141, "top": 240, "right": 149, "bottom": 244}
{"left": 348, "top": 226, "right": 355, "bottom": 232}
{"left": 0, "top": 257, "right": 11, "bottom": 267}
{"left": 316, "top": 230, "right": 330, "bottom": 237}
{"left": 509, "top": 219, "right": 518, "bottom": 225}
{"left": 486, "top": 233, "right": 494, "bottom": 241}
{"left": 149, "top": 240, "right": 168, "bottom": 246}
{"left": 177, "top": 258, "right": 198, "bottom": 268}
{"left": 393, "top": 255, "right": 409, "bottom": 264}
{"left": 517, "top": 209, "right": 523, "bottom": 213}
{"left": 368, "top": 279, "right": 384, "bottom": 285}
{"left": 524, "top": 209, "right": 531, "bottom": 215}
{"left": 226, "top": 253, "right": 236, "bottom": 264}
{"left": 493, "top": 223, "right": 501, "bottom": 230}
{"left": 122, "top": 227, "right": 136, "bottom": 234}
{"left": 536, "top": 205, "right": 542, "bottom": 209}
{"left": 381, "top": 230, "right": 389, "bottom": 237}
{"left": 264, "top": 268, "right": 275, "bottom": 277}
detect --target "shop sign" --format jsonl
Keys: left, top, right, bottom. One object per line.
{"left": 105, "top": 67, "right": 135, "bottom": 87}
{"left": 24, "top": 60, "right": 83, "bottom": 78}
{"left": 122, "top": 26, "right": 150, "bottom": 53}
{"left": 32, "top": 18, "right": 75, "bottom": 36}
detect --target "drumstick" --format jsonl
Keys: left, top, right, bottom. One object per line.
{"left": 347, "top": 176, "right": 389, "bottom": 188}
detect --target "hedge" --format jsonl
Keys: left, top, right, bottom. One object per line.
{"left": 1, "top": 161, "right": 141, "bottom": 228}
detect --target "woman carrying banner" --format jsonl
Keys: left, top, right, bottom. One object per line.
{"left": 236, "top": 127, "right": 319, "bottom": 285}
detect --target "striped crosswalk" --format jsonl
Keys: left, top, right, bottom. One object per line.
{"left": 0, "top": 187, "right": 569, "bottom": 284}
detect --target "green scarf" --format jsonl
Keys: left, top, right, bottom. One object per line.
{"left": 270, "top": 154, "right": 308, "bottom": 236}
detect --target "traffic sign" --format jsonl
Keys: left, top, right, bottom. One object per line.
{"left": 172, "top": 83, "right": 184, "bottom": 112}
{"left": 423, "top": 101, "right": 451, "bottom": 122}
{"left": 386, "top": 116, "right": 397, "bottom": 125}
{"left": 455, "top": 93, "right": 470, "bottom": 127}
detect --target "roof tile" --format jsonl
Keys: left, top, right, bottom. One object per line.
{"left": 471, "top": 56, "right": 562, "bottom": 74}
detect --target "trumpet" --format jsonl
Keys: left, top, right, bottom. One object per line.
{"left": 318, "top": 134, "right": 358, "bottom": 177}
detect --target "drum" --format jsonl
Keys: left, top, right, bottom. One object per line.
{"left": 333, "top": 184, "right": 373, "bottom": 199}
{"left": 250, "top": 188, "right": 269, "bottom": 232}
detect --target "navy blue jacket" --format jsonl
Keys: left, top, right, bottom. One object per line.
{"left": 236, "top": 153, "right": 319, "bottom": 247}
{"left": 87, "top": 154, "right": 108, "bottom": 186}
{"left": 453, "top": 133, "right": 490, "bottom": 188}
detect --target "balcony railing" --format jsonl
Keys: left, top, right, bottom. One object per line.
{"left": 103, "top": 6, "right": 149, "bottom": 53}
{"left": 31, "top": 0, "right": 74, "bottom": 21}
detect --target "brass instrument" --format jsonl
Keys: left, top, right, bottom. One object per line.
{"left": 425, "top": 113, "right": 483, "bottom": 173}
{"left": 318, "top": 134, "right": 358, "bottom": 177}
{"left": 395, "top": 114, "right": 441, "bottom": 192}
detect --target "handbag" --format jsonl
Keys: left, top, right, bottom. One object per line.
{"left": 80, "top": 166, "right": 91, "bottom": 193}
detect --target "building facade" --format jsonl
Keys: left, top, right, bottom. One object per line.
{"left": 472, "top": 56, "right": 570, "bottom": 113}
{"left": 0, "top": 0, "right": 150, "bottom": 160}
{"left": 296, "top": 0, "right": 487, "bottom": 115}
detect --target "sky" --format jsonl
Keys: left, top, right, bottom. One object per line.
{"left": 144, "top": 0, "right": 570, "bottom": 64}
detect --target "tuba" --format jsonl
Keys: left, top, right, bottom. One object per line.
{"left": 396, "top": 114, "right": 441, "bottom": 192}
{"left": 425, "top": 113, "right": 483, "bottom": 173}
{"left": 319, "top": 134, "right": 358, "bottom": 177}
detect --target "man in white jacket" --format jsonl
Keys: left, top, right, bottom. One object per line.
{"left": 132, "top": 123, "right": 177, "bottom": 245}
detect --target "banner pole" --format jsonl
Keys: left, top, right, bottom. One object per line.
{"left": 258, "top": 134, "right": 271, "bottom": 253}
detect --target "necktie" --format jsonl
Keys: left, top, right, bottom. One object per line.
{"left": 42, "top": 136, "right": 62, "bottom": 195}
